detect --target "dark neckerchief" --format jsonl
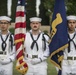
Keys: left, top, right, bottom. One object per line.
{"left": 0, "top": 34, "right": 9, "bottom": 51}
{"left": 30, "top": 32, "right": 41, "bottom": 51}
{"left": 68, "top": 33, "right": 76, "bottom": 53}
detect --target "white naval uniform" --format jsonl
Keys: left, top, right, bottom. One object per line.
{"left": 24, "top": 31, "right": 49, "bottom": 75}
{"left": 0, "top": 31, "right": 15, "bottom": 75}
{"left": 62, "top": 32, "right": 76, "bottom": 75}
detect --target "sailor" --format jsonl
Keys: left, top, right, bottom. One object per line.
{"left": 24, "top": 17, "right": 50, "bottom": 75}
{"left": 62, "top": 15, "right": 76, "bottom": 75}
{"left": 0, "top": 16, "right": 15, "bottom": 75}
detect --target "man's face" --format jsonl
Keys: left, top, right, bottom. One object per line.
{"left": 0, "top": 20, "right": 10, "bottom": 31}
{"left": 68, "top": 20, "right": 76, "bottom": 31}
{"left": 30, "top": 21, "right": 41, "bottom": 31}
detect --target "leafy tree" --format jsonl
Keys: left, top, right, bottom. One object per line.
{"left": 66, "top": 0, "right": 76, "bottom": 15}
{"left": 26, "top": 0, "right": 36, "bottom": 29}
{"left": 43, "top": 0, "right": 55, "bottom": 23}
{"left": 0, "top": 0, "right": 7, "bottom": 16}
{"left": 43, "top": 0, "right": 76, "bottom": 23}
{"left": 39, "top": 0, "right": 49, "bottom": 25}
{"left": 11, "top": 0, "right": 17, "bottom": 22}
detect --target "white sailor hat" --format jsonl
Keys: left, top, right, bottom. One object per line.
{"left": 30, "top": 17, "right": 42, "bottom": 22}
{"left": 0, "top": 16, "right": 11, "bottom": 22}
{"left": 67, "top": 15, "right": 76, "bottom": 20}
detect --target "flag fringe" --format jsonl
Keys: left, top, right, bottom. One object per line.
{"left": 16, "top": 66, "right": 28, "bottom": 74}
{"left": 50, "top": 44, "right": 68, "bottom": 58}
{"left": 15, "top": 38, "right": 24, "bottom": 44}
{"left": 50, "top": 44, "right": 68, "bottom": 69}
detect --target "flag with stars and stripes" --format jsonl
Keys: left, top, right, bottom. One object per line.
{"left": 14, "top": 0, "right": 28, "bottom": 74}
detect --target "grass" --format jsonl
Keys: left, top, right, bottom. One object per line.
{"left": 13, "top": 58, "right": 57, "bottom": 75}
{"left": 47, "top": 58, "right": 57, "bottom": 75}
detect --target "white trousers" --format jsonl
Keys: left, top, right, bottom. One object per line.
{"left": 0, "top": 63, "right": 13, "bottom": 75}
{"left": 25, "top": 59, "right": 47, "bottom": 75}
{"left": 62, "top": 60, "right": 76, "bottom": 75}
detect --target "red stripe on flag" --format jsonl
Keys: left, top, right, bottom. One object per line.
{"left": 15, "top": 22, "right": 26, "bottom": 28}
{"left": 16, "top": 50, "right": 23, "bottom": 59}
{"left": 15, "top": 42, "right": 23, "bottom": 50}
{"left": 19, "top": 59, "right": 23, "bottom": 63}
{"left": 16, "top": 12, "right": 25, "bottom": 17}
{"left": 19, "top": 59, "right": 28, "bottom": 67}
{"left": 24, "top": 63, "right": 28, "bottom": 67}
{"left": 15, "top": 34, "right": 25, "bottom": 40}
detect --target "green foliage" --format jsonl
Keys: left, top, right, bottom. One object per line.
{"left": 43, "top": 0, "right": 55, "bottom": 24}
{"left": 0, "top": 0, "right": 17, "bottom": 22}
{"left": 39, "top": 0, "right": 49, "bottom": 25}
{"left": 66, "top": 0, "right": 76, "bottom": 15}
{"left": 11, "top": 0, "right": 17, "bottom": 22}
{"left": 0, "top": 0, "right": 7, "bottom": 16}
{"left": 26, "top": 0, "right": 36, "bottom": 29}
{"left": 44, "top": 0, "right": 76, "bottom": 16}
{"left": 9, "top": 28, "right": 15, "bottom": 34}
{"left": 44, "top": 0, "right": 55, "bottom": 16}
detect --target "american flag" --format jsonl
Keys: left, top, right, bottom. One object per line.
{"left": 14, "top": 0, "right": 28, "bottom": 74}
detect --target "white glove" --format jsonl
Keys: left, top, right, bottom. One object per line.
{"left": 0, "top": 58, "right": 11, "bottom": 65}
{"left": 31, "top": 58, "right": 41, "bottom": 65}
